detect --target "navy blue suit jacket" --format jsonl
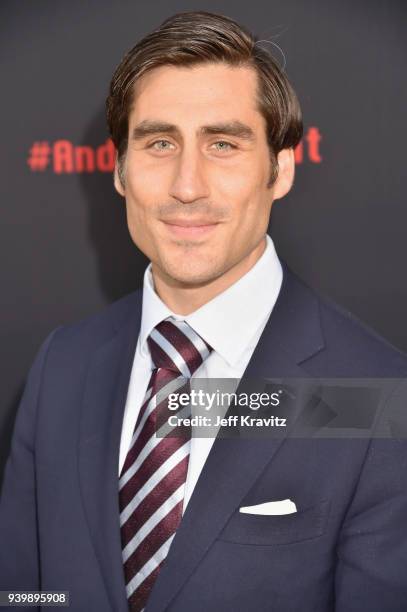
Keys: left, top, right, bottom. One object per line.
{"left": 1, "top": 263, "right": 407, "bottom": 611}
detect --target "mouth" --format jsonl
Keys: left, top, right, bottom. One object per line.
{"left": 161, "top": 219, "right": 220, "bottom": 238}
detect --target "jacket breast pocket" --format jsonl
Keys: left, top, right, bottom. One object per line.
{"left": 217, "top": 499, "right": 331, "bottom": 546}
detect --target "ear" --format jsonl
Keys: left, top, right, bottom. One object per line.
{"left": 272, "top": 148, "right": 295, "bottom": 201}
{"left": 114, "top": 154, "right": 125, "bottom": 197}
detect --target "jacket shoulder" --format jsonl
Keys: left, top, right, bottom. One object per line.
{"left": 48, "top": 289, "right": 142, "bottom": 356}
{"left": 315, "top": 283, "right": 407, "bottom": 376}
{"left": 280, "top": 263, "right": 407, "bottom": 376}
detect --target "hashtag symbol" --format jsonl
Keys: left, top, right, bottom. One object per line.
{"left": 27, "top": 141, "right": 51, "bottom": 171}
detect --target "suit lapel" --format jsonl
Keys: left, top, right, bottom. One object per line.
{"left": 145, "top": 263, "right": 329, "bottom": 612}
{"left": 78, "top": 293, "right": 142, "bottom": 612}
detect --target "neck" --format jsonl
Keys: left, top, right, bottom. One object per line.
{"left": 151, "top": 238, "right": 267, "bottom": 315}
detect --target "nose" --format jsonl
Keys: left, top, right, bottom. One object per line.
{"left": 168, "top": 145, "right": 210, "bottom": 204}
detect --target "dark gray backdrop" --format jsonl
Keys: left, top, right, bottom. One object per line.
{"left": 1, "top": 0, "right": 406, "bottom": 484}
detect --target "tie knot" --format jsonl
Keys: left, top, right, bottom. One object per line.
{"left": 147, "top": 317, "right": 212, "bottom": 377}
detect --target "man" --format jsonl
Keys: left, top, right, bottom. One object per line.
{"left": 1, "top": 10, "right": 407, "bottom": 612}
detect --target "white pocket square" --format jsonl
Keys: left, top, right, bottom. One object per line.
{"left": 239, "top": 498, "right": 297, "bottom": 515}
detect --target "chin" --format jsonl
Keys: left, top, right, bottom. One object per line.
{"left": 161, "top": 257, "right": 224, "bottom": 287}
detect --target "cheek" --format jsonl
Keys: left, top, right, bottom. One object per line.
{"left": 226, "top": 189, "right": 269, "bottom": 229}
{"left": 125, "top": 151, "right": 163, "bottom": 199}
{"left": 125, "top": 176, "right": 155, "bottom": 223}
{"left": 219, "top": 166, "right": 268, "bottom": 211}
{"left": 123, "top": 191, "right": 157, "bottom": 252}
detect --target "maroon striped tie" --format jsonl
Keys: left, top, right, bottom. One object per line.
{"left": 119, "top": 317, "right": 212, "bottom": 611}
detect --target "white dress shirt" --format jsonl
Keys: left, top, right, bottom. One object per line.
{"left": 119, "top": 234, "right": 283, "bottom": 512}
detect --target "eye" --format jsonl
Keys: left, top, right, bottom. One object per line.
{"left": 149, "top": 139, "right": 174, "bottom": 151}
{"left": 213, "top": 141, "right": 236, "bottom": 151}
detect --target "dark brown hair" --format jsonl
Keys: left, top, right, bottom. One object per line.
{"left": 106, "top": 10, "right": 303, "bottom": 187}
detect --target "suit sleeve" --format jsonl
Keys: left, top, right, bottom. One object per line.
{"left": 0, "top": 328, "right": 60, "bottom": 593}
{"left": 335, "top": 432, "right": 407, "bottom": 611}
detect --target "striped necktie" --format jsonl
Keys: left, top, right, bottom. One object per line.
{"left": 119, "top": 316, "right": 212, "bottom": 611}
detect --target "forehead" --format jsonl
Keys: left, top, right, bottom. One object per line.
{"left": 128, "top": 62, "right": 264, "bottom": 129}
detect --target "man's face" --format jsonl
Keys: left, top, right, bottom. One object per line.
{"left": 115, "top": 62, "right": 292, "bottom": 287}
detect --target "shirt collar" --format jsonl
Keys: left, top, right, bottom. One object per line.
{"left": 139, "top": 234, "right": 282, "bottom": 367}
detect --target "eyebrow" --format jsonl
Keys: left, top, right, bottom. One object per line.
{"left": 131, "top": 119, "right": 256, "bottom": 142}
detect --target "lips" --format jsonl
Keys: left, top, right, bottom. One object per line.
{"left": 162, "top": 219, "right": 219, "bottom": 238}
{"left": 163, "top": 219, "right": 218, "bottom": 227}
